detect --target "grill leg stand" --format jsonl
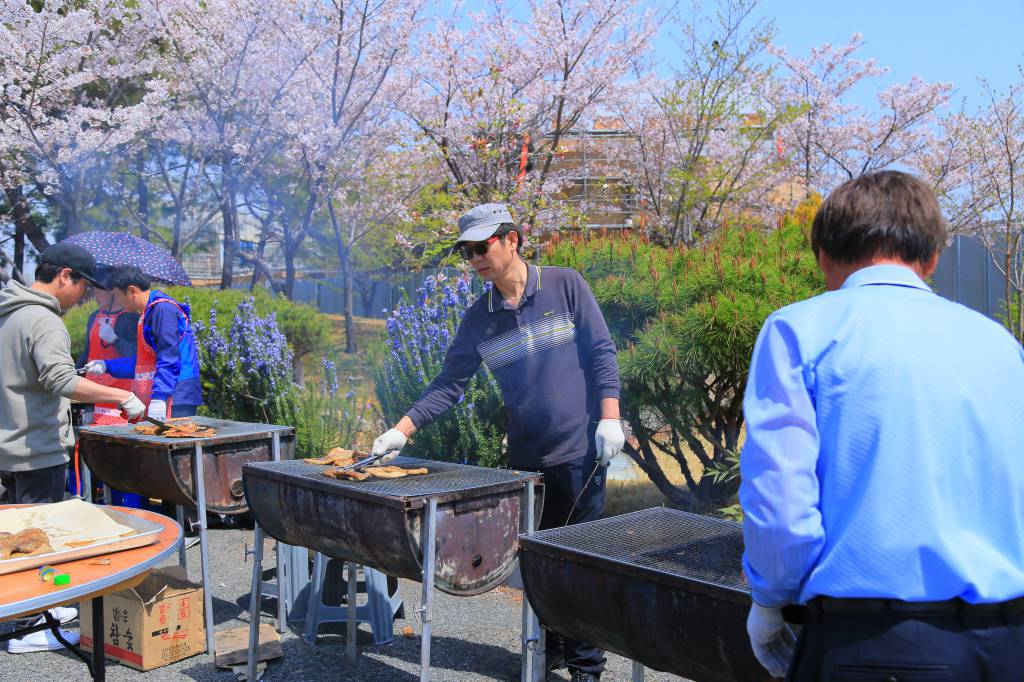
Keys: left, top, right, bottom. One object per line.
{"left": 631, "top": 660, "right": 645, "bottom": 681}
{"left": 270, "top": 432, "right": 287, "bottom": 633}
{"left": 304, "top": 552, "right": 326, "bottom": 645}
{"left": 247, "top": 523, "right": 265, "bottom": 682}
{"left": 346, "top": 562, "right": 358, "bottom": 660}
{"left": 175, "top": 505, "right": 187, "bottom": 569}
{"left": 193, "top": 443, "right": 216, "bottom": 654}
{"left": 419, "top": 497, "right": 438, "bottom": 682}
{"left": 82, "top": 463, "right": 92, "bottom": 503}
{"left": 520, "top": 480, "right": 544, "bottom": 682}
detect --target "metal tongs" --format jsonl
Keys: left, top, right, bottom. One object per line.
{"left": 335, "top": 450, "right": 399, "bottom": 473}
{"left": 143, "top": 415, "right": 174, "bottom": 436}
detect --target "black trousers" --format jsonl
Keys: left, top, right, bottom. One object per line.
{"left": 788, "top": 609, "right": 1024, "bottom": 681}
{"left": 537, "top": 455, "right": 607, "bottom": 675}
{"left": 0, "top": 463, "right": 68, "bottom": 504}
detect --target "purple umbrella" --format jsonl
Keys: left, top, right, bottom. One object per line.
{"left": 63, "top": 231, "right": 192, "bottom": 287}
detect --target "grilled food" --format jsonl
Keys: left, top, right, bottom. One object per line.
{"left": 0, "top": 527, "right": 53, "bottom": 560}
{"left": 323, "top": 465, "right": 429, "bottom": 482}
{"left": 134, "top": 418, "right": 216, "bottom": 438}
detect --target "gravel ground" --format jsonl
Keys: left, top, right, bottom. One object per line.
{"left": 0, "top": 527, "right": 683, "bottom": 682}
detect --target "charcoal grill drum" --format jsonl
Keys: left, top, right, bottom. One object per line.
{"left": 243, "top": 458, "right": 543, "bottom": 596}
{"left": 519, "top": 508, "right": 772, "bottom": 682}
{"left": 79, "top": 418, "right": 295, "bottom": 515}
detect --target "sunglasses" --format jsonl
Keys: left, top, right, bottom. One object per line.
{"left": 458, "top": 234, "right": 502, "bottom": 261}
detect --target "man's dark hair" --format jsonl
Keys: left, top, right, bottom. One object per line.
{"left": 107, "top": 265, "right": 152, "bottom": 292}
{"left": 35, "top": 262, "right": 82, "bottom": 284}
{"left": 495, "top": 223, "right": 523, "bottom": 254}
{"left": 811, "top": 170, "right": 948, "bottom": 265}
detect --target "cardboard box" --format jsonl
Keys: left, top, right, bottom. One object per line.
{"left": 80, "top": 566, "right": 206, "bottom": 670}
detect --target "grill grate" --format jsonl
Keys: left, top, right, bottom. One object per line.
{"left": 245, "top": 457, "right": 538, "bottom": 500}
{"left": 528, "top": 507, "right": 748, "bottom": 591}
{"left": 79, "top": 416, "right": 292, "bottom": 445}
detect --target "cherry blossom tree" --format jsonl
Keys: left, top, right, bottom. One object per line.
{"left": 137, "top": 0, "right": 312, "bottom": 288}
{"left": 278, "top": 0, "right": 424, "bottom": 350}
{"left": 616, "top": 0, "right": 790, "bottom": 245}
{"left": 407, "top": 0, "right": 658, "bottom": 231}
{"left": 770, "top": 33, "right": 953, "bottom": 195}
{"left": 919, "top": 75, "right": 1024, "bottom": 341}
{"left": 0, "top": 0, "right": 166, "bottom": 271}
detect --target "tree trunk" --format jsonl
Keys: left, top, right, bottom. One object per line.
{"left": 13, "top": 222, "right": 25, "bottom": 281}
{"left": 341, "top": 247, "right": 357, "bottom": 353}
{"left": 4, "top": 186, "right": 51, "bottom": 254}
{"left": 136, "top": 153, "right": 150, "bottom": 241}
{"left": 219, "top": 163, "right": 238, "bottom": 290}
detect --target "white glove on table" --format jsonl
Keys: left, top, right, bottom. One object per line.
{"left": 372, "top": 428, "right": 408, "bottom": 463}
{"left": 119, "top": 394, "right": 146, "bottom": 421}
{"left": 747, "top": 602, "right": 796, "bottom": 678}
{"left": 595, "top": 419, "right": 625, "bottom": 467}
{"left": 97, "top": 320, "right": 118, "bottom": 344}
{"left": 83, "top": 360, "right": 107, "bottom": 376}
{"left": 147, "top": 399, "right": 167, "bottom": 422}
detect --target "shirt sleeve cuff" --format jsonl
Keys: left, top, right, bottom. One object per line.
{"left": 597, "top": 387, "right": 620, "bottom": 400}
{"left": 750, "top": 588, "right": 795, "bottom": 609}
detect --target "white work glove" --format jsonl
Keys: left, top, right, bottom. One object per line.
{"left": 97, "top": 320, "right": 118, "bottom": 344}
{"left": 83, "top": 359, "right": 107, "bottom": 376}
{"left": 747, "top": 602, "right": 796, "bottom": 678}
{"left": 371, "top": 428, "right": 408, "bottom": 463}
{"left": 595, "top": 419, "right": 625, "bottom": 467}
{"left": 118, "top": 394, "right": 146, "bottom": 421}
{"left": 147, "top": 399, "right": 167, "bottom": 422}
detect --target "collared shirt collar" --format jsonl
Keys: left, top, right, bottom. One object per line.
{"left": 840, "top": 264, "right": 932, "bottom": 292}
{"left": 488, "top": 263, "right": 542, "bottom": 313}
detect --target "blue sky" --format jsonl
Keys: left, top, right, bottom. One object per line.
{"left": 724, "top": 1, "right": 1022, "bottom": 110}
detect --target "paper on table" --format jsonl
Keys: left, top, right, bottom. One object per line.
{"left": 0, "top": 499, "right": 138, "bottom": 550}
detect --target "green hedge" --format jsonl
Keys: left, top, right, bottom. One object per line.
{"left": 65, "top": 286, "right": 330, "bottom": 364}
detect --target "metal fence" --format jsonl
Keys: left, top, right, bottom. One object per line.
{"left": 932, "top": 234, "right": 1009, "bottom": 321}
{"left": 264, "top": 234, "right": 1012, "bottom": 327}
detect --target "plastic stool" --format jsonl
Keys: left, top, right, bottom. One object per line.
{"left": 304, "top": 552, "right": 403, "bottom": 645}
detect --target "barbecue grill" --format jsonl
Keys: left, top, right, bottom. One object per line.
{"left": 78, "top": 417, "right": 295, "bottom": 514}
{"left": 519, "top": 507, "right": 772, "bottom": 682}
{"left": 78, "top": 416, "right": 296, "bottom": 653}
{"left": 242, "top": 457, "right": 544, "bottom": 681}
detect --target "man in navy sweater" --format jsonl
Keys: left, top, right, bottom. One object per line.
{"left": 371, "top": 203, "right": 624, "bottom": 682}
{"left": 84, "top": 266, "right": 202, "bottom": 419}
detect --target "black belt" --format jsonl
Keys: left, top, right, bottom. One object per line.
{"left": 782, "top": 596, "right": 1024, "bottom": 624}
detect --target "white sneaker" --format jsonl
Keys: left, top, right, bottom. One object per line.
{"left": 33, "top": 607, "right": 78, "bottom": 626}
{"left": 7, "top": 628, "right": 80, "bottom": 653}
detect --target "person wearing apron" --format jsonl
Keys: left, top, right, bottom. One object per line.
{"left": 77, "top": 286, "right": 138, "bottom": 425}
{"left": 83, "top": 266, "right": 202, "bottom": 420}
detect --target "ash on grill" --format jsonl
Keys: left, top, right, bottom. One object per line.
{"left": 520, "top": 507, "right": 772, "bottom": 682}
{"left": 242, "top": 457, "right": 544, "bottom": 682}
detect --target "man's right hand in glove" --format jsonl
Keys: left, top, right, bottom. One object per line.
{"left": 371, "top": 428, "right": 408, "bottom": 463}
{"left": 118, "top": 394, "right": 146, "bottom": 422}
{"left": 84, "top": 360, "right": 107, "bottom": 376}
{"left": 747, "top": 602, "right": 796, "bottom": 678}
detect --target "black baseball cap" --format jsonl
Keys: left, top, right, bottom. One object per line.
{"left": 40, "top": 243, "right": 107, "bottom": 290}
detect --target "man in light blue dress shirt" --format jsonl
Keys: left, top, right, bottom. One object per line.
{"left": 740, "top": 170, "right": 1024, "bottom": 680}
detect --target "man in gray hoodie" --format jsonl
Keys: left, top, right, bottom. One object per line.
{"left": 0, "top": 243, "right": 146, "bottom": 504}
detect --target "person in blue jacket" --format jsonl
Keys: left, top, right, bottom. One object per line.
{"left": 84, "top": 265, "right": 202, "bottom": 419}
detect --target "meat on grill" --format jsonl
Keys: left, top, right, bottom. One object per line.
{"left": 134, "top": 418, "right": 216, "bottom": 438}
{"left": 323, "top": 465, "right": 429, "bottom": 481}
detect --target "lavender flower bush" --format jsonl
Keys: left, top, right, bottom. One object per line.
{"left": 193, "top": 297, "right": 295, "bottom": 425}
{"left": 194, "top": 297, "right": 374, "bottom": 456}
{"left": 374, "top": 274, "right": 506, "bottom": 467}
